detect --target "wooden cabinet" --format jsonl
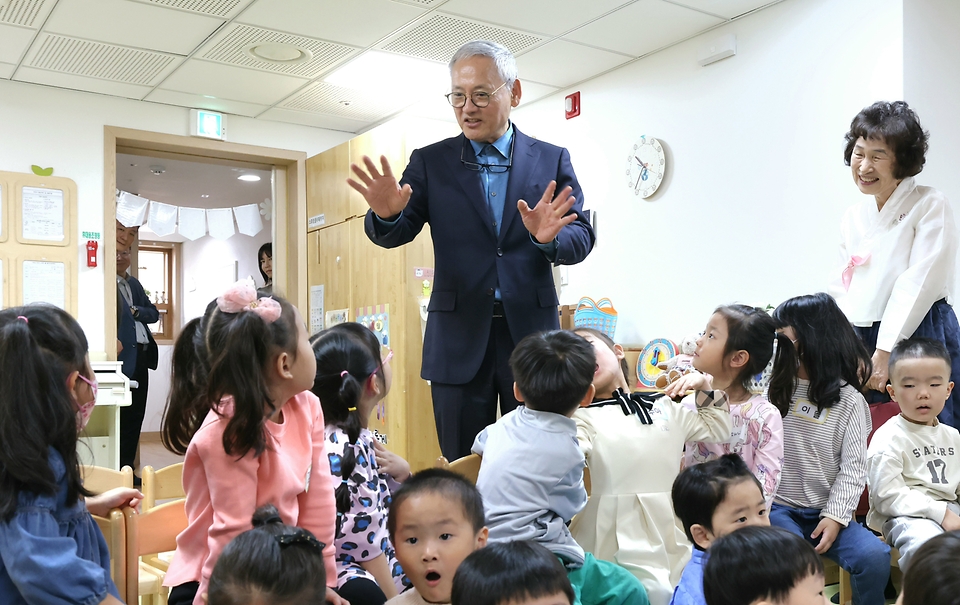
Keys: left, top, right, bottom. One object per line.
{"left": 306, "top": 117, "right": 458, "bottom": 472}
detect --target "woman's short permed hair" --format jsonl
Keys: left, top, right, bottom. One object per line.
{"left": 843, "top": 101, "right": 928, "bottom": 179}
{"left": 451, "top": 541, "right": 574, "bottom": 605}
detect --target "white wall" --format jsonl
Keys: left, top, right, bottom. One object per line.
{"left": 0, "top": 78, "right": 352, "bottom": 352}
{"left": 904, "top": 0, "right": 960, "bottom": 290}
{"left": 512, "top": 0, "right": 903, "bottom": 345}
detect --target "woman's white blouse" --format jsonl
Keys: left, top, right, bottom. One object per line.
{"left": 829, "top": 177, "right": 958, "bottom": 352}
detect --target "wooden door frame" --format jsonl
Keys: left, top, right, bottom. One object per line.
{"left": 103, "top": 126, "right": 307, "bottom": 358}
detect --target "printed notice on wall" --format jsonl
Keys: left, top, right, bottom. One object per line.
{"left": 309, "top": 284, "right": 324, "bottom": 335}
{"left": 22, "top": 260, "right": 65, "bottom": 309}
{"left": 22, "top": 187, "right": 64, "bottom": 241}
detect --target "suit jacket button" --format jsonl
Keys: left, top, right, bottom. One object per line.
{"left": 496, "top": 248, "right": 503, "bottom": 257}
{"left": 487, "top": 288, "right": 494, "bottom": 296}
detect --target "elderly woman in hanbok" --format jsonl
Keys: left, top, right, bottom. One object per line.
{"left": 830, "top": 101, "right": 960, "bottom": 426}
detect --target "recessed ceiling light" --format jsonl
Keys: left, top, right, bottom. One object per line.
{"left": 238, "top": 174, "right": 261, "bottom": 182}
{"left": 201, "top": 194, "right": 210, "bottom": 198}
{"left": 244, "top": 42, "right": 312, "bottom": 65}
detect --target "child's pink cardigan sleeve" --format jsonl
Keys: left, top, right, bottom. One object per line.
{"left": 298, "top": 392, "right": 338, "bottom": 585}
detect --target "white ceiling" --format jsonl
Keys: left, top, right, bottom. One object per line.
{"left": 117, "top": 151, "right": 272, "bottom": 241}
{"left": 0, "top": 0, "right": 779, "bottom": 133}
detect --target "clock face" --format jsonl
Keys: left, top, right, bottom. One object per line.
{"left": 625, "top": 136, "right": 665, "bottom": 198}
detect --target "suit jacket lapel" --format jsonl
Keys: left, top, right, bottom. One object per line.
{"left": 444, "top": 135, "right": 495, "bottom": 236}
{"left": 501, "top": 128, "right": 539, "bottom": 244}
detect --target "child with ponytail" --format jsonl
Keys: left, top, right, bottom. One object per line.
{"left": 0, "top": 305, "right": 140, "bottom": 605}
{"left": 311, "top": 323, "right": 412, "bottom": 605}
{"left": 161, "top": 279, "right": 343, "bottom": 605}
{"left": 676, "top": 304, "right": 792, "bottom": 502}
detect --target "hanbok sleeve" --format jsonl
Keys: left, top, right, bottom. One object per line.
{"left": 0, "top": 493, "right": 115, "bottom": 605}
{"left": 877, "top": 193, "right": 958, "bottom": 351}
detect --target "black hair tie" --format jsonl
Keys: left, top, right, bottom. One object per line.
{"left": 276, "top": 529, "right": 326, "bottom": 554}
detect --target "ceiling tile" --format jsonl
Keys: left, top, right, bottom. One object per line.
{"left": 14, "top": 65, "right": 154, "bottom": 99}
{"left": 440, "top": 0, "right": 636, "bottom": 37}
{"left": 130, "top": 0, "right": 254, "bottom": 19}
{"left": 237, "top": 0, "right": 426, "bottom": 47}
{"left": 0, "top": 23, "right": 34, "bottom": 64}
{"left": 22, "top": 33, "right": 182, "bottom": 86}
{"left": 0, "top": 0, "right": 57, "bottom": 28}
{"left": 198, "top": 23, "right": 357, "bottom": 78}
{"left": 278, "top": 81, "right": 411, "bottom": 122}
{"left": 0, "top": 62, "right": 15, "bottom": 79}
{"left": 258, "top": 107, "right": 373, "bottom": 132}
{"left": 379, "top": 12, "right": 545, "bottom": 63}
{"left": 666, "top": 0, "right": 776, "bottom": 19}
{"left": 515, "top": 40, "right": 631, "bottom": 88}
{"left": 565, "top": 0, "right": 724, "bottom": 56}
{"left": 144, "top": 88, "right": 269, "bottom": 116}
{"left": 43, "top": 0, "right": 224, "bottom": 55}
{"left": 157, "top": 59, "right": 309, "bottom": 105}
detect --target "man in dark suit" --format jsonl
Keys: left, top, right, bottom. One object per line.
{"left": 349, "top": 40, "right": 595, "bottom": 459}
{"left": 116, "top": 245, "right": 159, "bottom": 474}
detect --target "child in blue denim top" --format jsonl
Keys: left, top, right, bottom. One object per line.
{"left": 0, "top": 306, "right": 141, "bottom": 605}
{"left": 670, "top": 455, "right": 770, "bottom": 605}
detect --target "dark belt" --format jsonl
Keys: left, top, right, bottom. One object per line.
{"left": 493, "top": 300, "right": 505, "bottom": 318}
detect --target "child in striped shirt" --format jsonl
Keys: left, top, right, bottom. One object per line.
{"left": 770, "top": 293, "right": 890, "bottom": 605}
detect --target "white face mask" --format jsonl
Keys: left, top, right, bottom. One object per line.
{"left": 75, "top": 374, "right": 98, "bottom": 431}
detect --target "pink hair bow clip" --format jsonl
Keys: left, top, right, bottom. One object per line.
{"left": 217, "top": 278, "right": 282, "bottom": 323}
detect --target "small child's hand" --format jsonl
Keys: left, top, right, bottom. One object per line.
{"left": 373, "top": 441, "right": 411, "bottom": 482}
{"left": 942, "top": 509, "right": 960, "bottom": 532}
{"left": 810, "top": 517, "right": 842, "bottom": 554}
{"left": 663, "top": 371, "right": 713, "bottom": 399}
{"left": 86, "top": 487, "right": 143, "bottom": 516}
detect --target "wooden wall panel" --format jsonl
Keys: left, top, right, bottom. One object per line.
{"left": 306, "top": 143, "right": 351, "bottom": 231}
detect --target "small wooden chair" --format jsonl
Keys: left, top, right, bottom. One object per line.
{"left": 124, "top": 499, "right": 188, "bottom": 605}
{"left": 436, "top": 454, "right": 592, "bottom": 496}
{"left": 92, "top": 508, "right": 127, "bottom": 591}
{"left": 82, "top": 465, "right": 134, "bottom": 494}
{"left": 141, "top": 463, "right": 185, "bottom": 573}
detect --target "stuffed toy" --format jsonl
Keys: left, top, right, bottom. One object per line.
{"left": 654, "top": 334, "right": 698, "bottom": 389}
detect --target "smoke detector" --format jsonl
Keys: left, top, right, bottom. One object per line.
{"left": 244, "top": 42, "right": 313, "bottom": 65}
{"left": 149, "top": 165, "right": 166, "bottom": 175}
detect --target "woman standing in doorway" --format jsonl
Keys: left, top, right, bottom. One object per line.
{"left": 258, "top": 243, "right": 273, "bottom": 294}
{"left": 830, "top": 101, "right": 960, "bottom": 426}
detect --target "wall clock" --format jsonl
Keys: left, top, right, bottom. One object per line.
{"left": 625, "top": 135, "right": 665, "bottom": 198}
{"left": 637, "top": 338, "right": 678, "bottom": 389}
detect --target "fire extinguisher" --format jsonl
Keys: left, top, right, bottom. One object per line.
{"left": 86, "top": 240, "right": 98, "bottom": 268}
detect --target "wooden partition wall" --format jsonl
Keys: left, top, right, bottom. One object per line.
{"left": 306, "top": 118, "right": 459, "bottom": 472}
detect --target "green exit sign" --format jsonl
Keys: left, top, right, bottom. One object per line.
{"left": 190, "top": 109, "right": 226, "bottom": 140}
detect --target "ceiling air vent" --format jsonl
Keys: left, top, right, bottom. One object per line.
{"left": 134, "top": 0, "right": 242, "bottom": 18}
{"left": 27, "top": 34, "right": 176, "bottom": 85}
{"left": 202, "top": 24, "right": 355, "bottom": 78}
{"left": 381, "top": 14, "right": 544, "bottom": 63}
{"left": 0, "top": 0, "right": 49, "bottom": 27}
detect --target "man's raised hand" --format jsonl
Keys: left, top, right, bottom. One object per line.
{"left": 347, "top": 155, "right": 413, "bottom": 219}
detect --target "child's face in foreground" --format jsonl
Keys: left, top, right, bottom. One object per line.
{"left": 695, "top": 478, "right": 769, "bottom": 549}
{"left": 888, "top": 356, "right": 953, "bottom": 426}
{"left": 755, "top": 573, "right": 828, "bottom": 605}
{"left": 393, "top": 493, "right": 488, "bottom": 604}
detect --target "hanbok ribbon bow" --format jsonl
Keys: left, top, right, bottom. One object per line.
{"left": 841, "top": 254, "right": 870, "bottom": 292}
{"left": 602, "top": 388, "right": 655, "bottom": 425}
{"left": 217, "top": 278, "right": 282, "bottom": 323}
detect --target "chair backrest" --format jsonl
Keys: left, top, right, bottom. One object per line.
{"left": 93, "top": 508, "right": 127, "bottom": 592}
{"left": 439, "top": 453, "right": 592, "bottom": 495}
{"left": 123, "top": 498, "right": 188, "bottom": 605}
{"left": 82, "top": 465, "right": 134, "bottom": 494}
{"left": 142, "top": 463, "right": 185, "bottom": 510}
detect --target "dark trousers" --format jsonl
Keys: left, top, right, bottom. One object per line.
{"left": 120, "top": 343, "right": 150, "bottom": 471}
{"left": 430, "top": 309, "right": 520, "bottom": 460}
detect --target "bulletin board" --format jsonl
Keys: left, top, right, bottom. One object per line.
{"left": 0, "top": 171, "right": 79, "bottom": 315}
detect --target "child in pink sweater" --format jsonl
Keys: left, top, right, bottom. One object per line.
{"left": 161, "top": 280, "right": 342, "bottom": 605}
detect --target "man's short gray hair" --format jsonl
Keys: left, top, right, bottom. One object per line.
{"left": 449, "top": 40, "right": 518, "bottom": 90}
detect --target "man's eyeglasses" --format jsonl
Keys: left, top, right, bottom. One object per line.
{"left": 460, "top": 135, "right": 514, "bottom": 174}
{"left": 445, "top": 82, "right": 507, "bottom": 109}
